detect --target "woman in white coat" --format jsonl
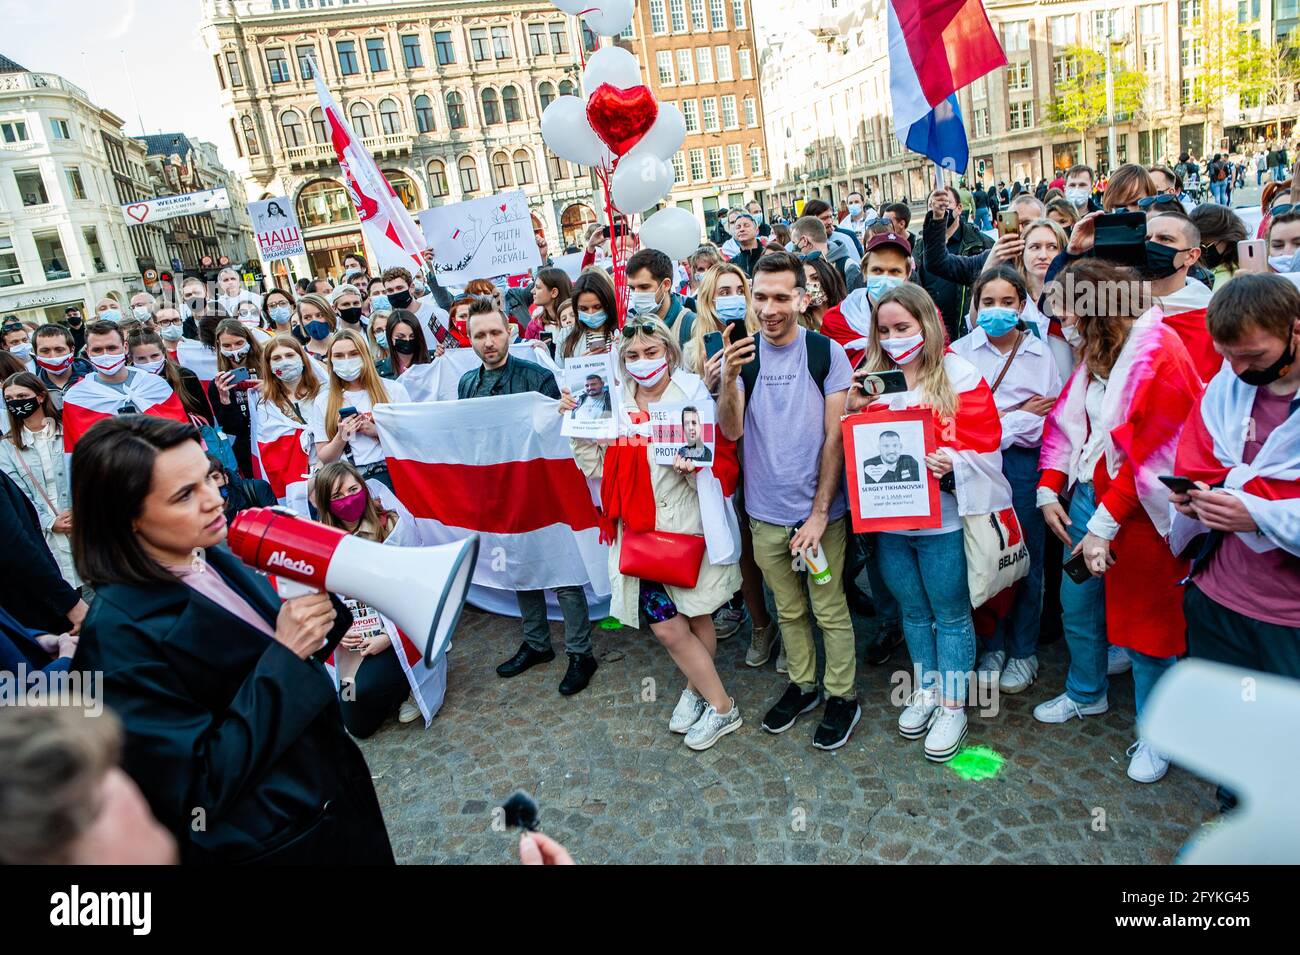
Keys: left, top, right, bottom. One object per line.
{"left": 563, "top": 318, "right": 742, "bottom": 751}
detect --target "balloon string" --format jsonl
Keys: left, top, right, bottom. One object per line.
{"left": 597, "top": 164, "right": 628, "bottom": 324}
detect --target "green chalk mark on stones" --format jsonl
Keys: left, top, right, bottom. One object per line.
{"left": 948, "top": 745, "right": 1005, "bottom": 781}
{"left": 598, "top": 616, "right": 622, "bottom": 631}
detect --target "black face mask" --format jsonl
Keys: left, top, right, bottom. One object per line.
{"left": 391, "top": 338, "right": 417, "bottom": 356}
{"left": 339, "top": 306, "right": 364, "bottom": 324}
{"left": 1141, "top": 241, "right": 1185, "bottom": 280}
{"left": 1200, "top": 242, "right": 1225, "bottom": 270}
{"left": 1238, "top": 330, "right": 1297, "bottom": 386}
{"left": 5, "top": 398, "right": 37, "bottom": 420}
{"left": 388, "top": 290, "right": 413, "bottom": 310}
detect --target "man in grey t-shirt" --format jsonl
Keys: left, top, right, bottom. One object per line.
{"left": 718, "top": 251, "right": 860, "bottom": 752}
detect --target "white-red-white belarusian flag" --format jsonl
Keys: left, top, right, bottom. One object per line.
{"left": 373, "top": 392, "right": 611, "bottom": 615}
{"left": 176, "top": 339, "right": 219, "bottom": 387}
{"left": 1155, "top": 282, "right": 1221, "bottom": 382}
{"left": 249, "top": 392, "right": 311, "bottom": 507}
{"left": 313, "top": 72, "right": 427, "bottom": 273}
{"left": 63, "top": 371, "right": 190, "bottom": 452}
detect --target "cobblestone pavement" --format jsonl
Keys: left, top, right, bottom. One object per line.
{"left": 358, "top": 608, "right": 1218, "bottom": 864}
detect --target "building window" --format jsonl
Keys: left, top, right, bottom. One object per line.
{"left": 0, "top": 236, "right": 21, "bottom": 288}
{"left": 1, "top": 121, "right": 28, "bottom": 143}
{"left": 281, "top": 110, "right": 306, "bottom": 147}
{"left": 1007, "top": 61, "right": 1032, "bottom": 91}
{"left": 702, "top": 97, "right": 719, "bottom": 131}
{"left": 1002, "top": 21, "right": 1029, "bottom": 52}
{"left": 1179, "top": 0, "right": 1201, "bottom": 26}
{"left": 650, "top": 0, "right": 667, "bottom": 34}
{"left": 49, "top": 118, "right": 71, "bottom": 140}
{"left": 471, "top": 28, "right": 490, "bottom": 61}
{"left": 737, "top": 47, "right": 752, "bottom": 80}
{"left": 503, "top": 85, "right": 522, "bottom": 122}
{"left": 481, "top": 89, "right": 501, "bottom": 124}
{"left": 214, "top": 54, "right": 226, "bottom": 90}
{"left": 681, "top": 99, "right": 699, "bottom": 132}
{"left": 513, "top": 148, "right": 535, "bottom": 184}
{"left": 1050, "top": 14, "right": 1077, "bottom": 46}
{"left": 311, "top": 107, "right": 328, "bottom": 142}
{"left": 225, "top": 51, "right": 244, "bottom": 86}
{"left": 83, "top": 227, "right": 108, "bottom": 273}
{"left": 1008, "top": 101, "right": 1034, "bottom": 130}
{"left": 710, "top": 0, "right": 727, "bottom": 30}
{"left": 547, "top": 149, "right": 568, "bottom": 179}
{"left": 267, "top": 49, "right": 291, "bottom": 83}
{"left": 696, "top": 47, "right": 714, "bottom": 82}
{"left": 16, "top": 169, "right": 49, "bottom": 206}
{"left": 549, "top": 22, "right": 569, "bottom": 54}
{"left": 726, "top": 143, "right": 742, "bottom": 177}
{"left": 1180, "top": 39, "right": 1202, "bottom": 67}
{"left": 721, "top": 94, "right": 737, "bottom": 127}
{"left": 732, "top": 0, "right": 746, "bottom": 28}
{"left": 539, "top": 81, "right": 556, "bottom": 111}
{"left": 414, "top": 95, "right": 435, "bottom": 132}
{"left": 459, "top": 156, "right": 480, "bottom": 193}
{"left": 435, "top": 31, "right": 456, "bottom": 65}
{"left": 691, "top": 0, "right": 707, "bottom": 31}
{"left": 336, "top": 41, "right": 359, "bottom": 75}
{"left": 66, "top": 167, "right": 87, "bottom": 200}
{"left": 559, "top": 79, "right": 576, "bottom": 97}
{"left": 689, "top": 148, "right": 705, "bottom": 180}
{"left": 529, "top": 22, "right": 547, "bottom": 56}
{"left": 621, "top": 20, "right": 635, "bottom": 39}
{"left": 716, "top": 46, "right": 732, "bottom": 81}
{"left": 670, "top": 0, "right": 687, "bottom": 32}
{"left": 379, "top": 99, "right": 402, "bottom": 134}
{"left": 428, "top": 159, "right": 449, "bottom": 197}
{"left": 748, "top": 145, "right": 763, "bottom": 176}
{"left": 402, "top": 34, "right": 423, "bottom": 69}
{"left": 35, "top": 231, "right": 69, "bottom": 280}
{"left": 974, "top": 107, "right": 990, "bottom": 137}
{"left": 491, "top": 151, "right": 512, "bottom": 189}
{"left": 365, "top": 37, "right": 389, "bottom": 72}
{"left": 349, "top": 101, "right": 373, "bottom": 138}
{"left": 657, "top": 50, "right": 674, "bottom": 84}
{"left": 676, "top": 48, "right": 694, "bottom": 83}
{"left": 708, "top": 146, "right": 724, "bottom": 178}
{"left": 492, "top": 26, "right": 512, "bottom": 58}
{"left": 296, "top": 45, "right": 317, "bottom": 79}
{"left": 241, "top": 115, "right": 260, "bottom": 155}
{"left": 743, "top": 96, "right": 756, "bottom": 126}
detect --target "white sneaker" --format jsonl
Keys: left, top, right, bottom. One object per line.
{"left": 898, "top": 686, "right": 941, "bottom": 739}
{"left": 1126, "top": 740, "right": 1170, "bottom": 783}
{"left": 976, "top": 650, "right": 1006, "bottom": 688}
{"left": 1033, "top": 691, "right": 1109, "bottom": 723}
{"left": 685, "top": 699, "right": 742, "bottom": 750}
{"left": 1107, "top": 645, "right": 1132, "bottom": 675}
{"left": 398, "top": 694, "right": 421, "bottom": 724}
{"left": 999, "top": 656, "right": 1039, "bottom": 694}
{"left": 669, "top": 687, "right": 707, "bottom": 734}
{"left": 924, "top": 706, "right": 968, "bottom": 762}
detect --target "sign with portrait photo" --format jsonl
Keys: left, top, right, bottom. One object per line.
{"left": 560, "top": 353, "right": 617, "bottom": 439}
{"left": 248, "top": 197, "right": 306, "bottom": 261}
{"left": 648, "top": 400, "right": 716, "bottom": 469}
{"left": 841, "top": 408, "right": 941, "bottom": 532}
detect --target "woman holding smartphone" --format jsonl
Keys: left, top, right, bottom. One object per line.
{"left": 308, "top": 329, "right": 410, "bottom": 491}
{"left": 684, "top": 263, "right": 756, "bottom": 389}
{"left": 207, "top": 319, "right": 263, "bottom": 478}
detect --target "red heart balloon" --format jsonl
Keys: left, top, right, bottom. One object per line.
{"left": 586, "top": 83, "right": 659, "bottom": 158}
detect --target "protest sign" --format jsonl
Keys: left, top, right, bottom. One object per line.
{"left": 248, "top": 197, "right": 306, "bottom": 261}
{"left": 842, "top": 408, "right": 941, "bottom": 532}
{"left": 649, "top": 400, "right": 716, "bottom": 468}
{"left": 561, "top": 354, "right": 617, "bottom": 439}
{"left": 121, "top": 188, "right": 230, "bottom": 225}
{"left": 419, "top": 191, "right": 542, "bottom": 286}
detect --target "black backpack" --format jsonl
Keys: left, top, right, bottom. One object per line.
{"left": 739, "top": 329, "right": 833, "bottom": 411}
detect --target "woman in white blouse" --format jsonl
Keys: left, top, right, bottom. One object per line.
{"left": 0, "top": 373, "right": 78, "bottom": 589}
{"left": 952, "top": 266, "right": 1061, "bottom": 696}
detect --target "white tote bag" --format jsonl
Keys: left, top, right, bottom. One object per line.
{"left": 963, "top": 506, "right": 1031, "bottom": 609}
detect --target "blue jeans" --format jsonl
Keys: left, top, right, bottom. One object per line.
{"left": 976, "top": 208, "right": 992, "bottom": 231}
{"left": 1059, "top": 483, "right": 1176, "bottom": 714}
{"left": 1257, "top": 169, "right": 1264, "bottom": 186}
{"left": 982, "top": 445, "right": 1045, "bottom": 660}
{"left": 878, "top": 529, "right": 975, "bottom": 703}
{"left": 1274, "top": 165, "right": 1287, "bottom": 182}
{"left": 1210, "top": 180, "right": 1228, "bottom": 205}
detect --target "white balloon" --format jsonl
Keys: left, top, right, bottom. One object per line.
{"left": 552, "top": 0, "right": 588, "bottom": 12}
{"left": 541, "top": 96, "right": 613, "bottom": 169}
{"left": 640, "top": 207, "right": 701, "bottom": 261}
{"left": 582, "top": 45, "right": 642, "bottom": 92}
{"left": 582, "top": 0, "right": 635, "bottom": 37}
{"left": 611, "top": 154, "right": 672, "bottom": 214}
{"left": 624, "top": 102, "right": 686, "bottom": 162}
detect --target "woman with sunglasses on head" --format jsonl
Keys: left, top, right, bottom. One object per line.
{"left": 381, "top": 310, "right": 432, "bottom": 378}
{"left": 330, "top": 284, "right": 367, "bottom": 337}
{"left": 296, "top": 293, "right": 337, "bottom": 364}
{"left": 559, "top": 269, "right": 619, "bottom": 368}
{"left": 561, "top": 317, "right": 743, "bottom": 750}
{"left": 1190, "top": 204, "right": 1248, "bottom": 289}
{"left": 208, "top": 319, "right": 263, "bottom": 478}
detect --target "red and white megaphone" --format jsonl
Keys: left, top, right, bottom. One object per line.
{"left": 227, "top": 507, "right": 478, "bottom": 666}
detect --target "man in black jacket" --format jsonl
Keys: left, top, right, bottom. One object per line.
{"left": 0, "top": 470, "right": 86, "bottom": 634}
{"left": 912, "top": 186, "right": 995, "bottom": 340}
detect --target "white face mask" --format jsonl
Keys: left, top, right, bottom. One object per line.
{"left": 1268, "top": 254, "right": 1295, "bottom": 273}
{"left": 1065, "top": 186, "right": 1090, "bottom": 208}
{"left": 628, "top": 290, "right": 659, "bottom": 316}
{"left": 1062, "top": 323, "right": 1083, "bottom": 348}
{"left": 625, "top": 357, "right": 669, "bottom": 388}
{"left": 90, "top": 352, "right": 127, "bottom": 376}
{"left": 221, "top": 345, "right": 250, "bottom": 363}
{"left": 879, "top": 333, "right": 925, "bottom": 365}
{"left": 159, "top": 324, "right": 184, "bottom": 341}
{"left": 135, "top": 358, "right": 166, "bottom": 375}
{"left": 132, "top": 306, "right": 152, "bottom": 321}
{"left": 332, "top": 356, "right": 364, "bottom": 382}
{"left": 272, "top": 357, "right": 304, "bottom": 382}
{"left": 8, "top": 342, "right": 31, "bottom": 361}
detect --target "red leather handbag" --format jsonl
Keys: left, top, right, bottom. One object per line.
{"left": 619, "top": 529, "right": 706, "bottom": 589}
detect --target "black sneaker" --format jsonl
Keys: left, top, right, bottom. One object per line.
{"left": 558, "top": 653, "right": 597, "bottom": 696}
{"left": 496, "top": 643, "right": 555, "bottom": 678}
{"left": 813, "top": 696, "right": 862, "bottom": 751}
{"left": 761, "top": 683, "right": 822, "bottom": 734}
{"left": 867, "top": 625, "right": 905, "bottom": 666}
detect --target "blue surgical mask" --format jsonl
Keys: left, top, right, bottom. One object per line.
{"left": 375, "top": 332, "right": 388, "bottom": 350}
{"left": 99, "top": 308, "right": 122, "bottom": 324}
{"left": 270, "top": 305, "right": 293, "bottom": 325}
{"left": 628, "top": 290, "right": 659, "bottom": 315}
{"left": 370, "top": 294, "right": 391, "bottom": 312}
{"left": 306, "top": 319, "right": 332, "bottom": 340}
{"left": 848, "top": 203, "right": 863, "bottom": 217}
{"left": 976, "top": 307, "right": 1021, "bottom": 338}
{"left": 715, "top": 295, "right": 747, "bottom": 322}
{"left": 579, "top": 310, "right": 607, "bottom": 329}
{"left": 866, "top": 275, "right": 903, "bottom": 301}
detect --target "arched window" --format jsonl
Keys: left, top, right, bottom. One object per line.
{"left": 296, "top": 178, "right": 357, "bottom": 229}
{"left": 310, "top": 107, "right": 328, "bottom": 143}
{"left": 240, "top": 115, "right": 260, "bottom": 156}
{"left": 559, "top": 79, "right": 576, "bottom": 97}
{"left": 560, "top": 203, "right": 597, "bottom": 248}
{"left": 502, "top": 85, "right": 522, "bottom": 122}
{"left": 414, "top": 95, "right": 435, "bottom": 133}
{"left": 428, "top": 159, "right": 448, "bottom": 198}
{"left": 280, "top": 109, "right": 305, "bottom": 148}
{"left": 384, "top": 170, "right": 419, "bottom": 210}
{"left": 547, "top": 149, "right": 568, "bottom": 181}
{"left": 538, "top": 81, "right": 556, "bottom": 112}
{"left": 379, "top": 98, "right": 402, "bottom": 135}
{"left": 458, "top": 155, "right": 480, "bottom": 194}
{"left": 481, "top": 89, "right": 501, "bottom": 125}
{"left": 446, "top": 91, "right": 466, "bottom": 129}
{"left": 512, "top": 148, "right": 535, "bottom": 185}
{"left": 491, "top": 150, "right": 512, "bottom": 189}
{"left": 348, "top": 101, "right": 373, "bottom": 138}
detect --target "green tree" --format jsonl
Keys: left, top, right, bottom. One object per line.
{"left": 1048, "top": 43, "right": 1146, "bottom": 168}
{"left": 1187, "top": 3, "right": 1258, "bottom": 148}
{"left": 1236, "top": 29, "right": 1300, "bottom": 140}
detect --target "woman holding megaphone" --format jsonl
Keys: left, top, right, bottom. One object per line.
{"left": 70, "top": 415, "right": 394, "bottom": 864}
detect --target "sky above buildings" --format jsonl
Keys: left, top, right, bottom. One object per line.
{"left": 4, "top": 0, "right": 237, "bottom": 166}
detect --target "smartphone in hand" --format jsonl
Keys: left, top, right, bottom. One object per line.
{"left": 1158, "top": 474, "right": 1197, "bottom": 495}
{"left": 704, "top": 331, "right": 724, "bottom": 360}
{"left": 858, "top": 369, "right": 908, "bottom": 397}
{"left": 723, "top": 316, "right": 750, "bottom": 344}
{"left": 339, "top": 406, "right": 359, "bottom": 421}
{"left": 1064, "top": 546, "right": 1116, "bottom": 584}
{"left": 1237, "top": 239, "right": 1268, "bottom": 273}
{"left": 997, "top": 211, "right": 1020, "bottom": 236}
{"left": 227, "top": 367, "right": 251, "bottom": 385}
